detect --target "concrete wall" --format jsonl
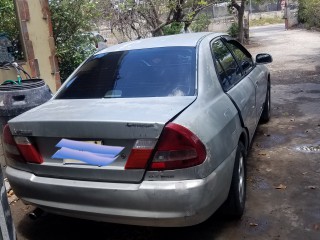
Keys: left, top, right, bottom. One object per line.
{"left": 0, "top": 0, "right": 60, "bottom": 92}
{"left": 212, "top": 4, "right": 229, "bottom": 18}
{"left": 208, "top": 16, "right": 235, "bottom": 33}
{"left": 24, "top": 0, "right": 59, "bottom": 91}
{"left": 0, "top": 63, "right": 32, "bottom": 85}
{"left": 288, "top": 9, "right": 299, "bottom": 28}
{"left": 248, "top": 6, "right": 298, "bottom": 29}
{"left": 250, "top": 11, "right": 283, "bottom": 20}
{"left": 208, "top": 10, "right": 285, "bottom": 33}
{"left": 0, "top": 69, "right": 17, "bottom": 82}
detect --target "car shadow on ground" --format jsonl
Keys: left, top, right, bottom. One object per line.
{"left": 16, "top": 206, "right": 242, "bottom": 240}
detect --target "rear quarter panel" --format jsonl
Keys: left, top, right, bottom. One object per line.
{"left": 172, "top": 36, "right": 244, "bottom": 177}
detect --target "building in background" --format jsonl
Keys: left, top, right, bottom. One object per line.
{"left": 0, "top": 0, "right": 60, "bottom": 93}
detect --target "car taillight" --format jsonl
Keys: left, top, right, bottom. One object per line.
{"left": 150, "top": 123, "right": 206, "bottom": 170}
{"left": 125, "top": 123, "right": 206, "bottom": 171}
{"left": 2, "top": 124, "right": 21, "bottom": 162}
{"left": 125, "top": 139, "right": 157, "bottom": 169}
{"left": 2, "top": 124, "right": 43, "bottom": 164}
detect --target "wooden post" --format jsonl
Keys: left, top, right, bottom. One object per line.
{"left": 284, "top": 0, "right": 289, "bottom": 30}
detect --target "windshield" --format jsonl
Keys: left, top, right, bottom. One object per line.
{"left": 56, "top": 47, "right": 196, "bottom": 99}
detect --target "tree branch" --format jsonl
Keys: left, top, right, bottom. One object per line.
{"left": 145, "top": 0, "right": 160, "bottom": 24}
{"left": 151, "top": 19, "right": 175, "bottom": 34}
{"left": 231, "top": 0, "right": 241, "bottom": 11}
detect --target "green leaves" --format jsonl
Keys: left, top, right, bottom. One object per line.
{"left": 163, "top": 22, "right": 183, "bottom": 35}
{"left": 190, "top": 13, "right": 211, "bottom": 32}
{"left": 298, "top": 0, "right": 320, "bottom": 28}
{"left": 228, "top": 22, "right": 239, "bottom": 38}
{"left": 198, "top": 0, "right": 208, "bottom": 6}
{"left": 50, "top": 0, "right": 100, "bottom": 81}
{"left": 0, "top": 0, "right": 24, "bottom": 60}
{"left": 0, "top": 0, "right": 19, "bottom": 41}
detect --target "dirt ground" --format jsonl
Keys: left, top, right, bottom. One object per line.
{"left": 4, "top": 24, "right": 320, "bottom": 239}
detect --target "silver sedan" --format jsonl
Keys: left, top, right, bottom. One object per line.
{"left": 3, "top": 32, "right": 272, "bottom": 227}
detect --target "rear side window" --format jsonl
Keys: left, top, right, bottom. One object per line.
{"left": 211, "top": 40, "right": 242, "bottom": 91}
{"left": 56, "top": 47, "right": 196, "bottom": 99}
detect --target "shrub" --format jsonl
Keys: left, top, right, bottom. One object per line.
{"left": 50, "top": 0, "right": 99, "bottom": 82}
{"left": 163, "top": 22, "right": 183, "bottom": 35}
{"left": 298, "top": 0, "right": 320, "bottom": 28}
{"left": 228, "top": 22, "right": 239, "bottom": 38}
{"left": 190, "top": 14, "right": 211, "bottom": 32}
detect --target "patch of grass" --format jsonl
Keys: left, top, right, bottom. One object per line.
{"left": 250, "top": 17, "right": 284, "bottom": 26}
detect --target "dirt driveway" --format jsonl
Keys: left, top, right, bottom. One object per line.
{"left": 8, "top": 24, "right": 320, "bottom": 240}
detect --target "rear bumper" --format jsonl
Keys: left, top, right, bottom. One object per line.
{"left": 6, "top": 151, "right": 235, "bottom": 227}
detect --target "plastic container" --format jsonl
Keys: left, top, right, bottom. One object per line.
{"left": 0, "top": 78, "right": 52, "bottom": 133}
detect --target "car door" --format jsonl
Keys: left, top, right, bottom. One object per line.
{"left": 249, "top": 67, "right": 267, "bottom": 119}
{"left": 211, "top": 39, "right": 257, "bottom": 141}
{"left": 224, "top": 39, "right": 267, "bottom": 122}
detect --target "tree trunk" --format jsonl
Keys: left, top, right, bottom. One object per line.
{"left": 238, "top": 8, "right": 245, "bottom": 43}
{"left": 184, "top": 21, "right": 191, "bottom": 32}
{"left": 231, "top": 0, "right": 246, "bottom": 43}
{"left": 277, "top": 0, "right": 281, "bottom": 11}
{"left": 152, "top": 28, "right": 164, "bottom": 37}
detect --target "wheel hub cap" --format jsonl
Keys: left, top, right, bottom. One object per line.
{"left": 238, "top": 154, "right": 245, "bottom": 204}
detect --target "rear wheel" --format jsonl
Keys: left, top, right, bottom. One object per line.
{"left": 224, "top": 142, "right": 246, "bottom": 218}
{"left": 260, "top": 82, "right": 271, "bottom": 123}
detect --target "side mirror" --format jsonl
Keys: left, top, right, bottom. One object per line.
{"left": 256, "top": 53, "right": 273, "bottom": 64}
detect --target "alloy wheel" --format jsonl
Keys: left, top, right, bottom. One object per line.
{"left": 238, "top": 154, "right": 245, "bottom": 205}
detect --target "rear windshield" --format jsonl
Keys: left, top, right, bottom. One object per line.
{"left": 56, "top": 47, "right": 196, "bottom": 99}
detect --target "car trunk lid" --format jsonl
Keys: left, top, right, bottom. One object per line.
{"left": 8, "top": 97, "right": 196, "bottom": 183}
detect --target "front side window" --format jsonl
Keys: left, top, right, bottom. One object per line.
{"left": 211, "top": 40, "right": 242, "bottom": 91}
{"left": 56, "top": 47, "right": 196, "bottom": 99}
{"left": 226, "top": 41, "right": 254, "bottom": 75}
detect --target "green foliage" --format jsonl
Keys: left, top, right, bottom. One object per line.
{"left": 0, "top": 0, "right": 23, "bottom": 60}
{"left": 298, "top": 0, "right": 320, "bottom": 28}
{"left": 298, "top": 0, "right": 306, "bottom": 23}
{"left": 228, "top": 22, "right": 239, "bottom": 38}
{"left": 190, "top": 14, "right": 211, "bottom": 32}
{"left": 198, "top": 0, "right": 208, "bottom": 6}
{"left": 163, "top": 22, "right": 183, "bottom": 35}
{"left": 0, "top": 0, "right": 18, "bottom": 40}
{"left": 50, "top": 0, "right": 100, "bottom": 81}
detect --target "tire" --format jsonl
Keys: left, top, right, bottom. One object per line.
{"left": 260, "top": 82, "right": 271, "bottom": 123}
{"left": 224, "top": 142, "right": 246, "bottom": 218}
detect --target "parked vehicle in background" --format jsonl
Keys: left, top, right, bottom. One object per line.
{"left": 0, "top": 167, "right": 15, "bottom": 240}
{"left": 92, "top": 32, "right": 107, "bottom": 50}
{"left": 3, "top": 33, "right": 272, "bottom": 227}
{"left": 78, "top": 32, "right": 107, "bottom": 55}
{"left": 88, "top": 32, "right": 107, "bottom": 51}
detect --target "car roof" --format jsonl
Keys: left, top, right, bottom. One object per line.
{"left": 97, "top": 32, "right": 224, "bottom": 53}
